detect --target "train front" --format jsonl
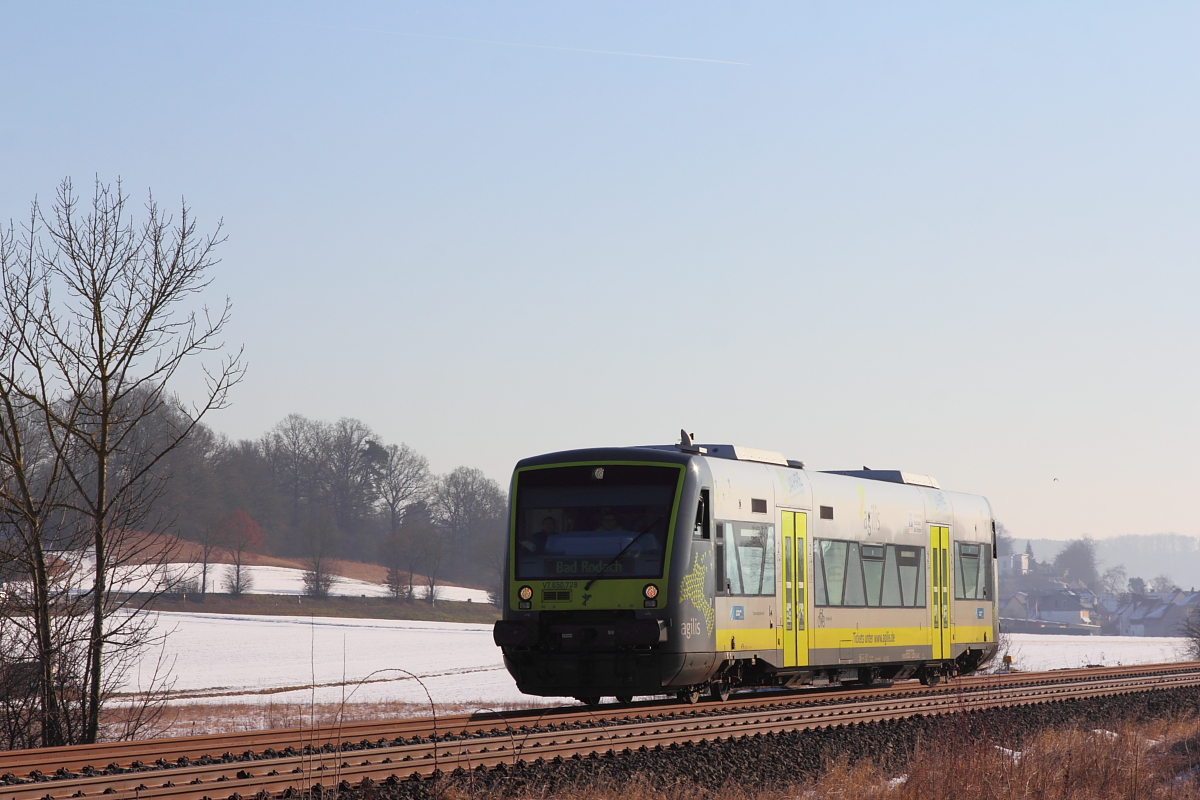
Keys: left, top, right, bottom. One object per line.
{"left": 492, "top": 447, "right": 713, "bottom": 704}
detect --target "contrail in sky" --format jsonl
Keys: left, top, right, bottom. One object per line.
{"left": 397, "top": 31, "right": 751, "bottom": 66}
{"left": 171, "top": 9, "right": 750, "bottom": 67}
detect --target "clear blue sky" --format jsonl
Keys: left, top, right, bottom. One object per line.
{"left": 3, "top": 2, "right": 1198, "bottom": 542}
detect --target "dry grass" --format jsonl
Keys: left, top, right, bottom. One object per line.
{"left": 444, "top": 715, "right": 1200, "bottom": 800}
{"left": 791, "top": 716, "right": 1200, "bottom": 800}
{"left": 785, "top": 718, "right": 1195, "bottom": 800}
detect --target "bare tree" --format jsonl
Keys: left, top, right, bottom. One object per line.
{"left": 320, "top": 418, "right": 384, "bottom": 534}
{"left": 1181, "top": 606, "right": 1200, "bottom": 660}
{"left": 1151, "top": 574, "right": 1178, "bottom": 593}
{"left": 0, "top": 178, "right": 243, "bottom": 743}
{"left": 422, "top": 533, "right": 446, "bottom": 606}
{"left": 994, "top": 521, "right": 1014, "bottom": 558}
{"left": 384, "top": 564, "right": 410, "bottom": 600}
{"left": 392, "top": 500, "right": 437, "bottom": 602}
{"left": 431, "top": 467, "right": 507, "bottom": 594}
{"left": 260, "top": 415, "right": 388, "bottom": 560}
{"left": 261, "top": 414, "right": 320, "bottom": 532}
{"left": 0, "top": 390, "right": 78, "bottom": 747}
{"left": 301, "top": 512, "right": 340, "bottom": 598}
{"left": 195, "top": 522, "right": 228, "bottom": 599}
{"left": 377, "top": 443, "right": 430, "bottom": 534}
{"left": 1100, "top": 564, "right": 1128, "bottom": 596}
{"left": 1053, "top": 538, "right": 1099, "bottom": 589}
{"left": 218, "top": 509, "right": 263, "bottom": 597}
{"left": 221, "top": 564, "right": 254, "bottom": 596}
{"left": 379, "top": 530, "right": 413, "bottom": 601}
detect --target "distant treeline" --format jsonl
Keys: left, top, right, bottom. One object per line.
{"left": 156, "top": 413, "right": 506, "bottom": 594}
{"left": 1018, "top": 533, "right": 1200, "bottom": 594}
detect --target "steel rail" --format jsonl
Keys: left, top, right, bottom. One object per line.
{"left": 1, "top": 660, "right": 1195, "bottom": 777}
{"left": 4, "top": 659, "right": 1192, "bottom": 777}
{"left": 2, "top": 664, "right": 1198, "bottom": 800}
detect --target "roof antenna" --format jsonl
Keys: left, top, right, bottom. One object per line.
{"left": 679, "top": 429, "right": 700, "bottom": 453}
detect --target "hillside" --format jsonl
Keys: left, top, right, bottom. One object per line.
{"left": 124, "top": 532, "right": 489, "bottom": 591}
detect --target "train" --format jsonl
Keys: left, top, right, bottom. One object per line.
{"left": 493, "top": 432, "right": 999, "bottom": 704}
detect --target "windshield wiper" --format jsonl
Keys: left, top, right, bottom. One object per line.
{"left": 583, "top": 516, "right": 664, "bottom": 590}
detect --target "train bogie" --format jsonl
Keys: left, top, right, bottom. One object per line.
{"left": 494, "top": 438, "right": 999, "bottom": 703}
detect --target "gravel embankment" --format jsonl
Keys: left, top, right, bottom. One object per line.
{"left": 336, "top": 684, "right": 1200, "bottom": 799}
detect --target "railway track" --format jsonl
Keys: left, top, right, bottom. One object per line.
{"left": 3, "top": 661, "right": 1197, "bottom": 800}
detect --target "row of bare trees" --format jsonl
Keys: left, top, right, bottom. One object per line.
{"left": 378, "top": 466, "right": 507, "bottom": 604}
{"left": 161, "top": 414, "right": 507, "bottom": 603}
{"left": 0, "top": 179, "right": 242, "bottom": 747}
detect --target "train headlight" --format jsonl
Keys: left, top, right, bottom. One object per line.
{"left": 643, "top": 584, "right": 659, "bottom": 607}
{"left": 519, "top": 586, "right": 533, "bottom": 601}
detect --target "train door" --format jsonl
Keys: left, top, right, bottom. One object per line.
{"left": 930, "top": 526, "right": 951, "bottom": 660}
{"left": 781, "top": 511, "right": 809, "bottom": 668}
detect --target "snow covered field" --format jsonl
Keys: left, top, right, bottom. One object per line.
{"left": 138, "top": 612, "right": 560, "bottom": 710}
{"left": 134, "top": 614, "right": 1189, "bottom": 712}
{"left": 1002, "top": 633, "right": 1185, "bottom": 673}
{"left": 119, "top": 563, "right": 491, "bottom": 604}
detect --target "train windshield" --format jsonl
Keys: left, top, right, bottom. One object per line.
{"left": 514, "top": 464, "right": 681, "bottom": 581}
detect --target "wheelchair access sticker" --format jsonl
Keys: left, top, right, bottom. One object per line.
{"left": 731, "top": 606, "right": 745, "bottom": 620}
{"left": 977, "top": 607, "right": 985, "bottom": 619}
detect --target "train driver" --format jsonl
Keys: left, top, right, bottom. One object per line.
{"left": 520, "top": 515, "right": 558, "bottom": 553}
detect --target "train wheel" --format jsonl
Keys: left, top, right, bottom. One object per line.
{"left": 576, "top": 696, "right": 602, "bottom": 707}
{"left": 710, "top": 683, "right": 731, "bottom": 702}
{"left": 677, "top": 688, "right": 701, "bottom": 704}
{"left": 615, "top": 695, "right": 633, "bottom": 704}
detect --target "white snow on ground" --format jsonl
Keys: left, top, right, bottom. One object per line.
{"left": 1002, "top": 633, "right": 1186, "bottom": 673}
{"left": 136, "top": 614, "right": 1191, "bottom": 712}
{"left": 115, "top": 563, "right": 491, "bottom": 603}
{"left": 137, "top": 612, "right": 567, "bottom": 710}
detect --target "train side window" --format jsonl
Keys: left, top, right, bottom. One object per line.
{"left": 954, "top": 542, "right": 992, "bottom": 600}
{"left": 815, "top": 539, "right": 925, "bottom": 608}
{"left": 784, "top": 537, "right": 793, "bottom": 586}
{"left": 818, "top": 540, "right": 848, "bottom": 606}
{"left": 729, "top": 523, "right": 775, "bottom": 596}
{"left": 955, "top": 543, "right": 979, "bottom": 599}
{"left": 694, "top": 490, "right": 710, "bottom": 539}
{"left": 723, "top": 523, "right": 744, "bottom": 595}
{"left": 896, "top": 547, "right": 926, "bottom": 607}
{"left": 714, "top": 522, "right": 730, "bottom": 595}
{"left": 843, "top": 543, "right": 867, "bottom": 606}
{"left": 881, "top": 545, "right": 902, "bottom": 606}
{"left": 981, "top": 543, "right": 992, "bottom": 600}
{"left": 813, "top": 545, "right": 828, "bottom": 605}
{"left": 861, "top": 544, "right": 885, "bottom": 607}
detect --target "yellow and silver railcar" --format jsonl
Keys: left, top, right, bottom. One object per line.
{"left": 493, "top": 434, "right": 998, "bottom": 704}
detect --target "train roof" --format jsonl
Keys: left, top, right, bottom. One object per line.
{"left": 513, "top": 446, "right": 694, "bottom": 470}
{"left": 515, "top": 443, "right": 941, "bottom": 490}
